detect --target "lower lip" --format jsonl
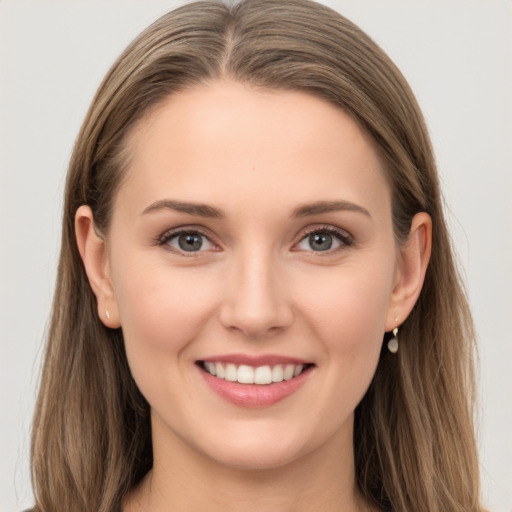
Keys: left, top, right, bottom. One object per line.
{"left": 198, "top": 365, "right": 313, "bottom": 408}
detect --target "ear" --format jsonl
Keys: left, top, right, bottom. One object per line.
{"left": 75, "top": 205, "right": 121, "bottom": 328}
{"left": 385, "top": 212, "right": 432, "bottom": 331}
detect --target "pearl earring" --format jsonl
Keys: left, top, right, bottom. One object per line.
{"left": 387, "top": 327, "right": 399, "bottom": 353}
{"left": 106, "top": 310, "right": 111, "bottom": 320}
{"left": 387, "top": 317, "right": 399, "bottom": 354}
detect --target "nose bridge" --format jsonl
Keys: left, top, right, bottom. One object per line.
{"left": 219, "top": 242, "right": 292, "bottom": 338}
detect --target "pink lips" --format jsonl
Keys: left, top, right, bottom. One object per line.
{"left": 197, "top": 354, "right": 314, "bottom": 408}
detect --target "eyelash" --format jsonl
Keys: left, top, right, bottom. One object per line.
{"left": 157, "top": 227, "right": 218, "bottom": 257}
{"left": 297, "top": 226, "right": 353, "bottom": 254}
{"left": 157, "top": 225, "right": 353, "bottom": 256}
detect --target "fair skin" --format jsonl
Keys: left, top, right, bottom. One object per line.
{"left": 76, "top": 80, "right": 431, "bottom": 512}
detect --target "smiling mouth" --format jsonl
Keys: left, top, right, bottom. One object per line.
{"left": 198, "top": 361, "right": 313, "bottom": 385}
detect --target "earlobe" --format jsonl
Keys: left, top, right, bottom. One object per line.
{"left": 386, "top": 212, "right": 432, "bottom": 331}
{"left": 75, "top": 205, "right": 121, "bottom": 328}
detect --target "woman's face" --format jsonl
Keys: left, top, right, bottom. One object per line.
{"left": 103, "top": 81, "right": 403, "bottom": 470}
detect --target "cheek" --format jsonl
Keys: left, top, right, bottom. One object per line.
{"left": 304, "top": 266, "right": 392, "bottom": 340}
{"left": 296, "top": 258, "right": 394, "bottom": 383}
{"left": 315, "top": 270, "right": 392, "bottom": 417}
{"left": 110, "top": 255, "right": 218, "bottom": 374}
{"left": 274, "top": 259, "right": 396, "bottom": 444}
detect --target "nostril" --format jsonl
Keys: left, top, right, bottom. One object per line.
{"left": 219, "top": 304, "right": 294, "bottom": 339}
{"left": 217, "top": 269, "right": 294, "bottom": 338}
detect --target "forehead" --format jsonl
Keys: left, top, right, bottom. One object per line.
{"left": 117, "top": 80, "right": 390, "bottom": 217}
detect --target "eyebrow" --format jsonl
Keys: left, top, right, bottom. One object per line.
{"left": 141, "top": 198, "right": 370, "bottom": 219}
{"left": 142, "top": 199, "right": 224, "bottom": 218}
{"left": 292, "top": 200, "right": 371, "bottom": 218}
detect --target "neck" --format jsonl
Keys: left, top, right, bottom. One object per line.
{"left": 125, "top": 417, "right": 371, "bottom": 512}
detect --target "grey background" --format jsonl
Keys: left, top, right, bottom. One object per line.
{"left": 1, "top": 1, "right": 511, "bottom": 510}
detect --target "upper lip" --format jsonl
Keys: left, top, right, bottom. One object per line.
{"left": 197, "top": 354, "right": 312, "bottom": 367}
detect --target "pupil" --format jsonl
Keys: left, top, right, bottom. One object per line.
{"left": 310, "top": 233, "right": 332, "bottom": 251}
{"left": 178, "top": 233, "right": 202, "bottom": 251}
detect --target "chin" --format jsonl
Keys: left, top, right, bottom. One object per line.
{"left": 206, "top": 446, "right": 301, "bottom": 472}
{"left": 194, "top": 426, "right": 319, "bottom": 472}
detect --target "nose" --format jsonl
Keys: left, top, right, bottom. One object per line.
{"left": 218, "top": 250, "right": 294, "bottom": 339}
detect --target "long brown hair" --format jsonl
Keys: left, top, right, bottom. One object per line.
{"left": 31, "top": 1, "right": 483, "bottom": 511}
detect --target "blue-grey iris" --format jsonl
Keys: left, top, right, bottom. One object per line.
{"left": 178, "top": 233, "right": 203, "bottom": 251}
{"left": 309, "top": 233, "right": 333, "bottom": 251}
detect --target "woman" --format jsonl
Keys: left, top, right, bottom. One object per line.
{"left": 29, "top": 1, "right": 484, "bottom": 511}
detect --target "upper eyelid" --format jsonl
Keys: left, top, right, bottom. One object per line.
{"left": 158, "top": 226, "right": 216, "bottom": 244}
{"left": 296, "top": 224, "right": 352, "bottom": 243}
{"left": 300, "top": 225, "right": 350, "bottom": 237}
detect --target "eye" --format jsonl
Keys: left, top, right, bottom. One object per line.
{"left": 295, "top": 227, "right": 351, "bottom": 252}
{"left": 162, "top": 230, "right": 215, "bottom": 253}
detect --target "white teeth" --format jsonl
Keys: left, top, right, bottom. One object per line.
{"left": 225, "top": 363, "right": 237, "bottom": 382}
{"left": 293, "top": 364, "right": 303, "bottom": 378}
{"left": 237, "top": 365, "right": 254, "bottom": 384}
{"left": 205, "top": 362, "right": 216, "bottom": 376}
{"left": 203, "top": 361, "right": 307, "bottom": 385}
{"left": 215, "top": 362, "right": 225, "bottom": 378}
{"left": 271, "top": 364, "right": 284, "bottom": 383}
{"left": 283, "top": 364, "right": 295, "bottom": 381}
{"left": 254, "top": 365, "right": 272, "bottom": 385}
